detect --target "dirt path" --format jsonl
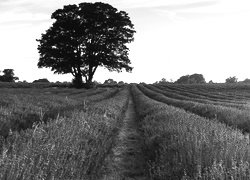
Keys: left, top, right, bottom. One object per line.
{"left": 102, "top": 92, "right": 147, "bottom": 180}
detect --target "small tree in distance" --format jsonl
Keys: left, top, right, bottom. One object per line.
{"left": 0, "top": 69, "right": 19, "bottom": 82}
{"left": 159, "top": 78, "right": 167, "bottom": 83}
{"left": 225, "top": 76, "right": 238, "bottom": 83}
{"left": 33, "top": 78, "right": 50, "bottom": 83}
{"left": 37, "top": 2, "right": 136, "bottom": 88}
{"left": 175, "top": 74, "right": 206, "bottom": 84}
{"left": 242, "top": 78, "right": 250, "bottom": 83}
{"left": 175, "top": 75, "right": 190, "bottom": 84}
{"left": 104, "top": 78, "right": 117, "bottom": 84}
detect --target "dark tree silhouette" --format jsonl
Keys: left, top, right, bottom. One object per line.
{"left": 0, "top": 69, "right": 19, "bottom": 82}
{"left": 37, "top": 2, "right": 135, "bottom": 88}
{"left": 225, "top": 76, "right": 238, "bottom": 83}
{"left": 189, "top": 73, "right": 206, "bottom": 84}
{"left": 175, "top": 75, "right": 190, "bottom": 84}
{"left": 33, "top": 78, "right": 50, "bottom": 83}
{"left": 175, "top": 74, "right": 206, "bottom": 84}
{"left": 104, "top": 78, "right": 117, "bottom": 84}
{"left": 242, "top": 78, "right": 250, "bottom": 83}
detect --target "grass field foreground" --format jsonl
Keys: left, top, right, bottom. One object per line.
{"left": 0, "top": 87, "right": 119, "bottom": 138}
{"left": 0, "top": 86, "right": 129, "bottom": 179}
{"left": 2, "top": 83, "right": 250, "bottom": 179}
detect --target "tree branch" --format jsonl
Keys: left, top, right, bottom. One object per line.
{"left": 92, "top": 66, "right": 98, "bottom": 76}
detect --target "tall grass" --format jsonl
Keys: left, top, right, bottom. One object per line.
{"left": 0, "top": 86, "right": 130, "bottom": 179}
{"left": 0, "top": 87, "right": 120, "bottom": 137}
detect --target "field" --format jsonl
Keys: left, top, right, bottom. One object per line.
{"left": 1, "top": 82, "right": 250, "bottom": 179}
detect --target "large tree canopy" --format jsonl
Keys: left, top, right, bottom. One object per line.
{"left": 37, "top": 2, "right": 135, "bottom": 87}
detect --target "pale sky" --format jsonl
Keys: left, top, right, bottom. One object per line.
{"left": 1, "top": 0, "right": 250, "bottom": 83}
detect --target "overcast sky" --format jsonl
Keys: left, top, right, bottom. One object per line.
{"left": 1, "top": 0, "right": 250, "bottom": 83}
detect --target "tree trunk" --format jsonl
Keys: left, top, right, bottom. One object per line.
{"left": 87, "top": 65, "right": 97, "bottom": 84}
{"left": 87, "top": 74, "right": 93, "bottom": 83}
{"left": 74, "top": 73, "right": 83, "bottom": 88}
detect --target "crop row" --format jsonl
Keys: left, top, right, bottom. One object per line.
{"left": 159, "top": 84, "right": 238, "bottom": 101}
{"left": 138, "top": 84, "right": 250, "bottom": 134}
{"left": 156, "top": 84, "right": 247, "bottom": 103}
{"left": 159, "top": 83, "right": 250, "bottom": 100}
{"left": 131, "top": 84, "right": 250, "bottom": 179}
{"left": 147, "top": 84, "right": 249, "bottom": 110}
{"left": 0, "top": 87, "right": 120, "bottom": 138}
{"left": 0, "top": 86, "right": 130, "bottom": 179}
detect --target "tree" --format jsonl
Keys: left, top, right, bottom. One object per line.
{"left": 175, "top": 74, "right": 206, "bottom": 84}
{"left": 0, "top": 69, "right": 19, "bottom": 82}
{"left": 37, "top": 2, "right": 135, "bottom": 88}
{"left": 33, "top": 78, "right": 50, "bottom": 83}
{"left": 225, "top": 76, "right": 237, "bottom": 83}
{"left": 175, "top": 75, "right": 190, "bottom": 84}
{"left": 104, "top": 78, "right": 117, "bottom": 84}
{"left": 189, "top": 74, "right": 206, "bottom": 84}
{"left": 242, "top": 78, "right": 250, "bottom": 83}
{"left": 159, "top": 78, "right": 167, "bottom": 83}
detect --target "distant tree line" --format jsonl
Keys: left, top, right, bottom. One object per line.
{"left": 104, "top": 78, "right": 125, "bottom": 85}
{"left": 156, "top": 74, "right": 250, "bottom": 84}
{"left": 0, "top": 69, "right": 19, "bottom": 82}
{"left": 154, "top": 73, "right": 206, "bottom": 84}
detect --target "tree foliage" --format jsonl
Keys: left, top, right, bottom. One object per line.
{"left": 104, "top": 78, "right": 117, "bottom": 84}
{"left": 175, "top": 74, "right": 206, "bottom": 84}
{"left": 33, "top": 78, "right": 50, "bottom": 83}
{"left": 37, "top": 2, "right": 135, "bottom": 88}
{"left": 242, "top": 78, "right": 250, "bottom": 83}
{"left": 175, "top": 75, "right": 189, "bottom": 84}
{"left": 225, "top": 76, "right": 238, "bottom": 83}
{"left": 0, "top": 69, "right": 19, "bottom": 82}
